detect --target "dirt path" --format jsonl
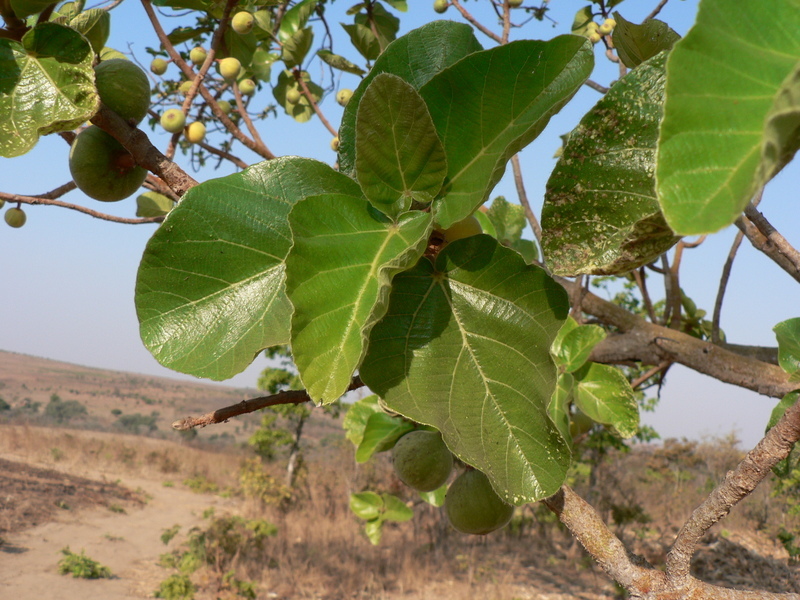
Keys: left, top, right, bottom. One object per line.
{"left": 0, "top": 473, "right": 231, "bottom": 599}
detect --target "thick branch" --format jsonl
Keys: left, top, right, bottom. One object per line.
{"left": 743, "top": 203, "right": 800, "bottom": 277}
{"left": 736, "top": 216, "right": 800, "bottom": 284}
{"left": 172, "top": 377, "right": 364, "bottom": 430}
{"left": 666, "top": 393, "right": 800, "bottom": 583}
{"left": 90, "top": 104, "right": 198, "bottom": 196}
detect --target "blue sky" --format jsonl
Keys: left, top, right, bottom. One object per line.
{"left": 2, "top": 0, "right": 798, "bottom": 448}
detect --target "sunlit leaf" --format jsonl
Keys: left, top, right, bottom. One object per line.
{"left": 382, "top": 493, "right": 413, "bottom": 522}
{"left": 339, "top": 21, "right": 483, "bottom": 175}
{"left": 355, "top": 411, "right": 415, "bottom": 462}
{"left": 361, "top": 235, "right": 571, "bottom": 503}
{"left": 774, "top": 318, "right": 800, "bottom": 381}
{"left": 486, "top": 196, "right": 526, "bottom": 245}
{"left": 657, "top": 0, "right": 800, "bottom": 235}
{"left": 136, "top": 191, "right": 174, "bottom": 218}
{"left": 350, "top": 491, "right": 383, "bottom": 520}
{"left": 356, "top": 73, "right": 446, "bottom": 217}
{"left": 767, "top": 391, "right": 799, "bottom": 431}
{"left": 0, "top": 24, "right": 98, "bottom": 157}
{"left": 551, "top": 318, "right": 606, "bottom": 373}
{"left": 281, "top": 27, "right": 313, "bottom": 69}
{"left": 316, "top": 49, "right": 365, "bottom": 76}
{"left": 573, "top": 363, "right": 638, "bottom": 438}
{"left": 549, "top": 372, "right": 574, "bottom": 443}
{"left": 363, "top": 518, "right": 383, "bottom": 544}
{"left": 278, "top": 0, "right": 317, "bottom": 42}
{"left": 419, "top": 484, "right": 447, "bottom": 507}
{"left": 135, "top": 158, "right": 361, "bottom": 381}
{"left": 343, "top": 394, "right": 381, "bottom": 446}
{"left": 285, "top": 197, "right": 432, "bottom": 403}
{"left": 272, "top": 69, "right": 323, "bottom": 123}
{"left": 421, "top": 36, "right": 594, "bottom": 229}
{"left": 542, "top": 51, "right": 679, "bottom": 275}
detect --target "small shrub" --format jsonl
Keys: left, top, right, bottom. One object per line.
{"left": 183, "top": 474, "right": 219, "bottom": 494}
{"left": 57, "top": 547, "right": 112, "bottom": 579}
{"left": 108, "top": 504, "right": 126, "bottom": 514}
{"left": 154, "top": 574, "right": 195, "bottom": 599}
{"left": 162, "top": 524, "right": 181, "bottom": 545}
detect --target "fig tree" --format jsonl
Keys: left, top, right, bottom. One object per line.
{"left": 150, "top": 58, "right": 168, "bottom": 75}
{"left": 94, "top": 59, "right": 151, "bottom": 124}
{"left": 218, "top": 57, "right": 241, "bottom": 80}
{"left": 160, "top": 109, "right": 186, "bottom": 134}
{"left": 392, "top": 430, "right": 454, "bottom": 492}
{"left": 68, "top": 126, "right": 147, "bottom": 203}
{"left": 231, "top": 11, "right": 255, "bottom": 34}
{"left": 445, "top": 469, "right": 514, "bottom": 535}
{"left": 5, "top": 207, "right": 26, "bottom": 228}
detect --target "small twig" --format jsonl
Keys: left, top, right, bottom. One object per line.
{"left": 232, "top": 82, "right": 270, "bottom": 150}
{"left": 735, "top": 216, "right": 800, "bottom": 284}
{"left": 294, "top": 70, "right": 339, "bottom": 138}
{"left": 0, "top": 191, "right": 163, "bottom": 224}
{"left": 197, "top": 141, "right": 249, "bottom": 169}
{"left": 584, "top": 79, "right": 609, "bottom": 94}
{"left": 510, "top": 154, "right": 541, "bottom": 245}
{"left": 712, "top": 229, "right": 745, "bottom": 344}
{"left": 646, "top": 0, "right": 670, "bottom": 20}
{"left": 743, "top": 202, "right": 800, "bottom": 275}
{"left": 630, "top": 361, "right": 670, "bottom": 389}
{"left": 501, "top": 0, "right": 511, "bottom": 45}
{"left": 632, "top": 268, "right": 657, "bottom": 323}
{"left": 668, "top": 243, "right": 684, "bottom": 330}
{"left": 666, "top": 392, "right": 800, "bottom": 584}
{"left": 450, "top": 0, "right": 502, "bottom": 44}
{"left": 173, "top": 376, "right": 365, "bottom": 430}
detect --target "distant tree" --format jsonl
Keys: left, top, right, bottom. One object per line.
{"left": 45, "top": 394, "right": 88, "bottom": 424}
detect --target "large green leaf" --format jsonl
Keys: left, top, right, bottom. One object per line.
{"left": 279, "top": 0, "right": 317, "bottom": 42}
{"left": 285, "top": 196, "right": 432, "bottom": 404}
{"left": 342, "top": 394, "right": 381, "bottom": 446}
{"left": 542, "top": 51, "right": 679, "bottom": 276}
{"left": 573, "top": 363, "right": 638, "bottom": 438}
{"left": 657, "top": 0, "right": 800, "bottom": 235}
{"left": 421, "top": 36, "right": 594, "bottom": 229}
{"left": 0, "top": 24, "right": 98, "bottom": 158}
{"left": 612, "top": 12, "right": 680, "bottom": 69}
{"left": 338, "top": 21, "right": 483, "bottom": 175}
{"left": 281, "top": 27, "right": 313, "bottom": 69}
{"left": 135, "top": 158, "right": 362, "bottom": 381}
{"left": 360, "top": 235, "right": 571, "bottom": 503}
{"left": 356, "top": 73, "right": 447, "bottom": 217}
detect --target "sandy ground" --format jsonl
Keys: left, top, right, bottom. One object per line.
{"left": 0, "top": 473, "right": 229, "bottom": 599}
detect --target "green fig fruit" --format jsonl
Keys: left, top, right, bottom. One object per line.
{"left": 445, "top": 469, "right": 514, "bottom": 535}
{"left": 392, "top": 430, "right": 454, "bottom": 492}
{"left": 94, "top": 59, "right": 150, "bottom": 124}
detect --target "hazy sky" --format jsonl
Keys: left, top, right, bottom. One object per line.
{"left": 3, "top": 0, "right": 798, "bottom": 449}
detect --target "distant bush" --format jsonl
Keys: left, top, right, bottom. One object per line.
{"left": 0, "top": 397, "right": 10, "bottom": 411}
{"left": 116, "top": 411, "right": 159, "bottom": 434}
{"left": 154, "top": 574, "right": 195, "bottom": 599}
{"left": 45, "top": 394, "right": 87, "bottom": 423}
{"left": 57, "top": 547, "right": 111, "bottom": 579}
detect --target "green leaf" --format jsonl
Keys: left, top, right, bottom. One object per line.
{"left": 136, "top": 191, "right": 174, "bottom": 218}
{"left": 135, "top": 157, "right": 362, "bottom": 381}
{"left": 383, "top": 0, "right": 407, "bottom": 12}
{"left": 281, "top": 27, "right": 313, "bottom": 69}
{"left": 341, "top": 23, "right": 380, "bottom": 62}
{"left": 356, "top": 73, "right": 447, "bottom": 217}
{"left": 767, "top": 391, "right": 799, "bottom": 431}
{"left": 166, "top": 26, "right": 211, "bottom": 46}
{"left": 473, "top": 211, "right": 496, "bottom": 238}
{"left": 486, "top": 196, "right": 525, "bottom": 245}
{"left": 285, "top": 197, "right": 432, "bottom": 403}
{"left": 350, "top": 491, "right": 383, "bottom": 520}
{"left": 279, "top": 0, "right": 317, "bottom": 42}
{"left": 339, "top": 21, "right": 483, "bottom": 175}
{"left": 272, "top": 69, "right": 322, "bottom": 123}
{"left": 571, "top": 6, "right": 594, "bottom": 37}
{"left": 511, "top": 238, "right": 538, "bottom": 264}
{"left": 774, "top": 318, "right": 800, "bottom": 380}
{"left": 0, "top": 24, "right": 98, "bottom": 158}
{"left": 10, "top": 0, "right": 54, "bottom": 17}
{"left": 250, "top": 47, "right": 280, "bottom": 81}
{"left": 343, "top": 394, "right": 381, "bottom": 446}
{"left": 573, "top": 363, "right": 638, "bottom": 438}
{"left": 419, "top": 484, "right": 447, "bottom": 507}
{"left": 354, "top": 2, "right": 399, "bottom": 50}
{"left": 152, "top": 0, "right": 210, "bottom": 10}
{"left": 363, "top": 518, "right": 384, "bottom": 545}
{"left": 355, "top": 411, "right": 415, "bottom": 462}
{"left": 316, "top": 49, "right": 365, "bottom": 76}
{"left": 612, "top": 12, "right": 680, "bottom": 69}
{"left": 224, "top": 27, "right": 257, "bottom": 68}
{"left": 552, "top": 320, "right": 607, "bottom": 373}
{"left": 360, "top": 235, "right": 571, "bottom": 503}
{"left": 421, "top": 36, "right": 594, "bottom": 229}
{"left": 382, "top": 493, "right": 413, "bottom": 522}
{"left": 542, "top": 51, "right": 679, "bottom": 276}
{"left": 657, "top": 0, "right": 800, "bottom": 235}
{"left": 549, "top": 372, "right": 574, "bottom": 443}
{"left": 68, "top": 9, "right": 110, "bottom": 54}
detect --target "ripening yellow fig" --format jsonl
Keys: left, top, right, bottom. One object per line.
{"left": 238, "top": 78, "right": 256, "bottom": 95}
{"left": 588, "top": 31, "right": 602, "bottom": 44}
{"left": 433, "top": 0, "right": 448, "bottom": 13}
{"left": 218, "top": 57, "right": 242, "bottom": 80}
{"left": 178, "top": 80, "right": 193, "bottom": 95}
{"left": 185, "top": 122, "right": 206, "bottom": 144}
{"left": 150, "top": 58, "right": 168, "bottom": 75}
{"left": 445, "top": 469, "right": 514, "bottom": 535}
{"left": 160, "top": 108, "right": 186, "bottom": 134}
{"left": 189, "top": 46, "right": 207, "bottom": 66}
{"left": 336, "top": 88, "right": 353, "bottom": 107}
{"left": 231, "top": 11, "right": 255, "bottom": 34}
{"left": 598, "top": 18, "right": 616, "bottom": 35}
{"left": 286, "top": 87, "right": 302, "bottom": 104}
{"left": 330, "top": 137, "right": 340, "bottom": 152}
{"left": 5, "top": 207, "right": 27, "bottom": 228}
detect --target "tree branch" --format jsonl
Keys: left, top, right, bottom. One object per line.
{"left": 1, "top": 191, "right": 163, "bottom": 224}
{"left": 584, "top": 79, "right": 610, "bottom": 94}
{"left": 294, "top": 70, "right": 339, "bottom": 138}
{"left": 450, "top": 0, "right": 502, "bottom": 44}
{"left": 735, "top": 215, "right": 800, "bottom": 284}
{"left": 646, "top": 0, "right": 670, "bottom": 21}
{"left": 510, "top": 154, "right": 541, "bottom": 244}
{"left": 712, "top": 229, "right": 745, "bottom": 343}
{"left": 172, "top": 376, "right": 364, "bottom": 430}
{"left": 743, "top": 203, "right": 800, "bottom": 276}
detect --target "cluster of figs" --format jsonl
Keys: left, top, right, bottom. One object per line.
{"left": 391, "top": 430, "right": 514, "bottom": 535}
